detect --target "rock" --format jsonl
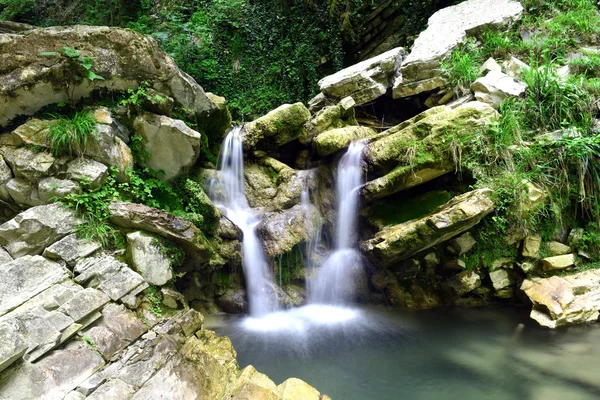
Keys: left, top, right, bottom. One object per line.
{"left": 503, "top": 55, "right": 530, "bottom": 77}
{"left": 547, "top": 241, "right": 571, "bottom": 256}
{"left": 5, "top": 177, "right": 42, "bottom": 207}
{"left": 43, "top": 233, "right": 101, "bottom": 267}
{"left": 423, "top": 252, "right": 440, "bottom": 274}
{"left": 541, "top": 254, "right": 576, "bottom": 271}
{"left": 161, "top": 288, "right": 186, "bottom": 309}
{"left": 362, "top": 102, "right": 499, "bottom": 201}
{"left": 133, "top": 113, "right": 202, "bottom": 180}
{"left": 241, "top": 103, "right": 311, "bottom": 151}
{"left": 443, "top": 259, "right": 467, "bottom": 272}
{"left": 59, "top": 288, "right": 110, "bottom": 322}
{"left": 0, "top": 146, "right": 58, "bottom": 182}
{"left": 142, "top": 88, "right": 175, "bottom": 116}
{"left": 568, "top": 228, "right": 585, "bottom": 248}
{"left": 313, "top": 126, "right": 376, "bottom": 156}
{"left": 471, "top": 70, "right": 527, "bottom": 108}
{"left": 301, "top": 96, "right": 358, "bottom": 145}
{"left": 66, "top": 157, "right": 108, "bottom": 187}
{"left": 480, "top": 57, "right": 502, "bottom": 74}
{"left": 205, "top": 92, "right": 233, "bottom": 143}
{"left": 0, "top": 320, "right": 28, "bottom": 373}
{"left": 0, "top": 256, "right": 70, "bottom": 316}
{"left": 362, "top": 189, "right": 494, "bottom": 267}
{"left": 489, "top": 269, "right": 513, "bottom": 290}
{"left": 0, "top": 203, "right": 78, "bottom": 258}
{"left": 0, "top": 246, "right": 12, "bottom": 265}
{"left": 318, "top": 47, "right": 405, "bottom": 106}
{"left": 126, "top": 231, "right": 173, "bottom": 286}
{"left": 216, "top": 289, "right": 247, "bottom": 314}
{"left": 0, "top": 155, "right": 14, "bottom": 202}
{"left": 0, "top": 25, "right": 226, "bottom": 136}
{"left": 393, "top": 258, "right": 421, "bottom": 280}
{"left": 519, "top": 180, "right": 548, "bottom": 217}
{"left": 38, "top": 177, "right": 80, "bottom": 203}
{"left": 522, "top": 235, "right": 541, "bottom": 258}
{"left": 258, "top": 204, "right": 321, "bottom": 259}
{"left": 392, "top": 0, "right": 524, "bottom": 98}
{"left": 447, "top": 270, "right": 481, "bottom": 296}
{"left": 449, "top": 232, "right": 477, "bottom": 255}
{"left": 277, "top": 378, "right": 321, "bottom": 400}
{"left": 521, "top": 270, "right": 600, "bottom": 328}
{"left": 108, "top": 201, "right": 212, "bottom": 263}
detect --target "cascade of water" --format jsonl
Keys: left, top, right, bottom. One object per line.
{"left": 211, "top": 127, "right": 276, "bottom": 316}
{"left": 309, "top": 141, "right": 366, "bottom": 305}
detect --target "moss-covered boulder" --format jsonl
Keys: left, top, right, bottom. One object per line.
{"left": 300, "top": 96, "right": 358, "bottom": 145}
{"left": 0, "top": 25, "right": 227, "bottom": 137}
{"left": 313, "top": 126, "right": 377, "bottom": 156}
{"left": 241, "top": 103, "right": 311, "bottom": 151}
{"left": 361, "top": 189, "right": 494, "bottom": 268}
{"left": 362, "top": 102, "right": 499, "bottom": 202}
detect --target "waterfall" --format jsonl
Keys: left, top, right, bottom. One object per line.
{"left": 309, "top": 141, "right": 366, "bottom": 305}
{"left": 211, "top": 128, "right": 276, "bottom": 316}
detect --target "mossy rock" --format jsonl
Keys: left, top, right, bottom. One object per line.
{"left": 313, "top": 126, "right": 377, "bottom": 156}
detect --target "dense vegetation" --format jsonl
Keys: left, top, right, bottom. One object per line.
{"left": 440, "top": 0, "right": 600, "bottom": 269}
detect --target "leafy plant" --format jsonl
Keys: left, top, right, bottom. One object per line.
{"left": 440, "top": 38, "right": 483, "bottom": 96}
{"left": 145, "top": 285, "right": 164, "bottom": 318}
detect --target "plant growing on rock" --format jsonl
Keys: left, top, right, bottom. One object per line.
{"left": 43, "top": 110, "right": 97, "bottom": 157}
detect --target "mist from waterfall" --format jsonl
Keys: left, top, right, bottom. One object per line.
{"left": 309, "top": 141, "right": 366, "bottom": 305}
{"left": 211, "top": 127, "right": 276, "bottom": 316}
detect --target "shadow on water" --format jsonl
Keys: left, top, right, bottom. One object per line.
{"left": 207, "top": 306, "right": 600, "bottom": 400}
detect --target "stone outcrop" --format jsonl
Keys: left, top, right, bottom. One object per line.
{"left": 241, "top": 103, "right": 311, "bottom": 151}
{"left": 0, "top": 203, "right": 78, "bottom": 258}
{"left": 258, "top": 203, "right": 322, "bottom": 259}
{"left": 446, "top": 270, "right": 481, "bottom": 296}
{"left": 521, "top": 270, "right": 600, "bottom": 328}
{"left": 471, "top": 70, "right": 527, "bottom": 108}
{"left": 108, "top": 201, "right": 212, "bottom": 263}
{"left": 126, "top": 231, "right": 173, "bottom": 286}
{"left": 392, "top": 0, "right": 524, "bottom": 98}
{"left": 362, "top": 189, "right": 494, "bottom": 268}
{"left": 133, "top": 113, "right": 202, "bottom": 180}
{"left": 313, "top": 126, "right": 377, "bottom": 156}
{"left": 0, "top": 25, "right": 228, "bottom": 136}
{"left": 362, "top": 102, "right": 499, "bottom": 202}
{"left": 301, "top": 96, "right": 357, "bottom": 145}
{"left": 317, "top": 47, "right": 405, "bottom": 106}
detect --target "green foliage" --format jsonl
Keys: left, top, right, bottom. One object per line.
{"left": 463, "top": 219, "right": 519, "bottom": 270}
{"left": 80, "top": 335, "right": 102, "bottom": 356}
{"left": 440, "top": 38, "right": 483, "bottom": 95}
{"left": 152, "top": 237, "right": 186, "bottom": 268}
{"left": 44, "top": 110, "right": 97, "bottom": 157}
{"left": 145, "top": 285, "right": 164, "bottom": 318}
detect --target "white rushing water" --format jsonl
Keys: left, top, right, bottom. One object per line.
{"left": 211, "top": 128, "right": 276, "bottom": 316}
{"left": 309, "top": 141, "right": 366, "bottom": 305}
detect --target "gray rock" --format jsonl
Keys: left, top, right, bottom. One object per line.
{"left": 449, "top": 232, "right": 477, "bottom": 255}
{"left": 161, "top": 288, "right": 186, "bottom": 309}
{"left": 318, "top": 47, "right": 405, "bottom": 105}
{"left": 471, "top": 70, "right": 527, "bottom": 108}
{"left": 38, "top": 177, "right": 80, "bottom": 203}
{"left": 0, "top": 203, "right": 78, "bottom": 258}
{"left": 521, "top": 270, "right": 600, "bottom": 328}
{"left": 0, "top": 155, "right": 14, "bottom": 202}
{"left": 0, "top": 146, "right": 58, "bottom": 182}
{"left": 0, "top": 320, "right": 27, "bottom": 373}
{"left": 59, "top": 288, "right": 110, "bottom": 322}
{"left": 547, "top": 241, "right": 571, "bottom": 256}
{"left": 108, "top": 201, "right": 212, "bottom": 262}
{"left": 489, "top": 269, "right": 513, "bottom": 290}
{"left": 541, "top": 254, "right": 576, "bottom": 271}
{"left": 66, "top": 157, "right": 108, "bottom": 187}
{"left": 0, "top": 256, "right": 70, "bottom": 316}
{"left": 503, "top": 55, "right": 530, "bottom": 77}
{"left": 87, "top": 378, "right": 135, "bottom": 400}
{"left": 126, "top": 231, "right": 173, "bottom": 286}
{"left": 0, "top": 245, "right": 12, "bottom": 265}
{"left": 447, "top": 270, "right": 481, "bottom": 296}
{"left": 0, "top": 25, "right": 228, "bottom": 138}
{"left": 522, "top": 235, "right": 541, "bottom": 258}
{"left": 568, "top": 228, "right": 585, "bottom": 248}
{"left": 74, "top": 255, "right": 123, "bottom": 287}
{"left": 5, "top": 177, "right": 42, "bottom": 207}
{"left": 479, "top": 57, "right": 502, "bottom": 74}
{"left": 133, "top": 113, "right": 202, "bottom": 180}
{"left": 392, "top": 0, "right": 524, "bottom": 98}
{"left": 43, "top": 233, "right": 101, "bottom": 267}
{"left": 217, "top": 289, "right": 247, "bottom": 314}
{"left": 444, "top": 259, "right": 467, "bottom": 272}
{"left": 102, "top": 303, "right": 147, "bottom": 343}
{"left": 97, "top": 267, "right": 146, "bottom": 301}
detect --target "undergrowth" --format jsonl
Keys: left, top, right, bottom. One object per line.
{"left": 43, "top": 110, "right": 97, "bottom": 157}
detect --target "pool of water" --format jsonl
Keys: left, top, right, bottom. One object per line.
{"left": 206, "top": 305, "right": 600, "bottom": 400}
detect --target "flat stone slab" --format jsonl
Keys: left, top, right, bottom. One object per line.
{"left": 43, "top": 234, "right": 101, "bottom": 267}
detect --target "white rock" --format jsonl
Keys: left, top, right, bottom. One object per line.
{"left": 126, "top": 231, "right": 173, "bottom": 286}
{"left": 471, "top": 70, "right": 527, "bottom": 108}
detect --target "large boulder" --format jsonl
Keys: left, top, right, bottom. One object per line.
{"left": 0, "top": 203, "right": 78, "bottom": 258}
{"left": 362, "top": 102, "right": 499, "bottom": 201}
{"left": 126, "top": 231, "right": 173, "bottom": 286}
{"left": 0, "top": 25, "right": 228, "bottom": 138}
{"left": 301, "top": 96, "right": 358, "bottom": 145}
{"left": 521, "top": 270, "right": 600, "bottom": 328}
{"left": 392, "top": 0, "right": 524, "bottom": 98}
{"left": 0, "top": 146, "right": 59, "bottom": 183}
{"left": 258, "top": 203, "right": 322, "bottom": 259}
{"left": 108, "top": 201, "right": 212, "bottom": 263}
{"left": 362, "top": 189, "right": 494, "bottom": 267}
{"left": 317, "top": 47, "right": 405, "bottom": 106}
{"left": 133, "top": 113, "right": 202, "bottom": 180}
{"left": 241, "top": 103, "right": 311, "bottom": 151}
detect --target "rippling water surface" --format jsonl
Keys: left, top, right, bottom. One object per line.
{"left": 206, "top": 306, "right": 600, "bottom": 400}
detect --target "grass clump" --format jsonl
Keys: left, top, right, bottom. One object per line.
{"left": 44, "top": 110, "right": 97, "bottom": 157}
{"left": 440, "top": 38, "right": 484, "bottom": 96}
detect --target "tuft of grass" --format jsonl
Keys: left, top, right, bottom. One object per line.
{"left": 440, "top": 38, "right": 484, "bottom": 95}
{"left": 44, "top": 111, "right": 97, "bottom": 157}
